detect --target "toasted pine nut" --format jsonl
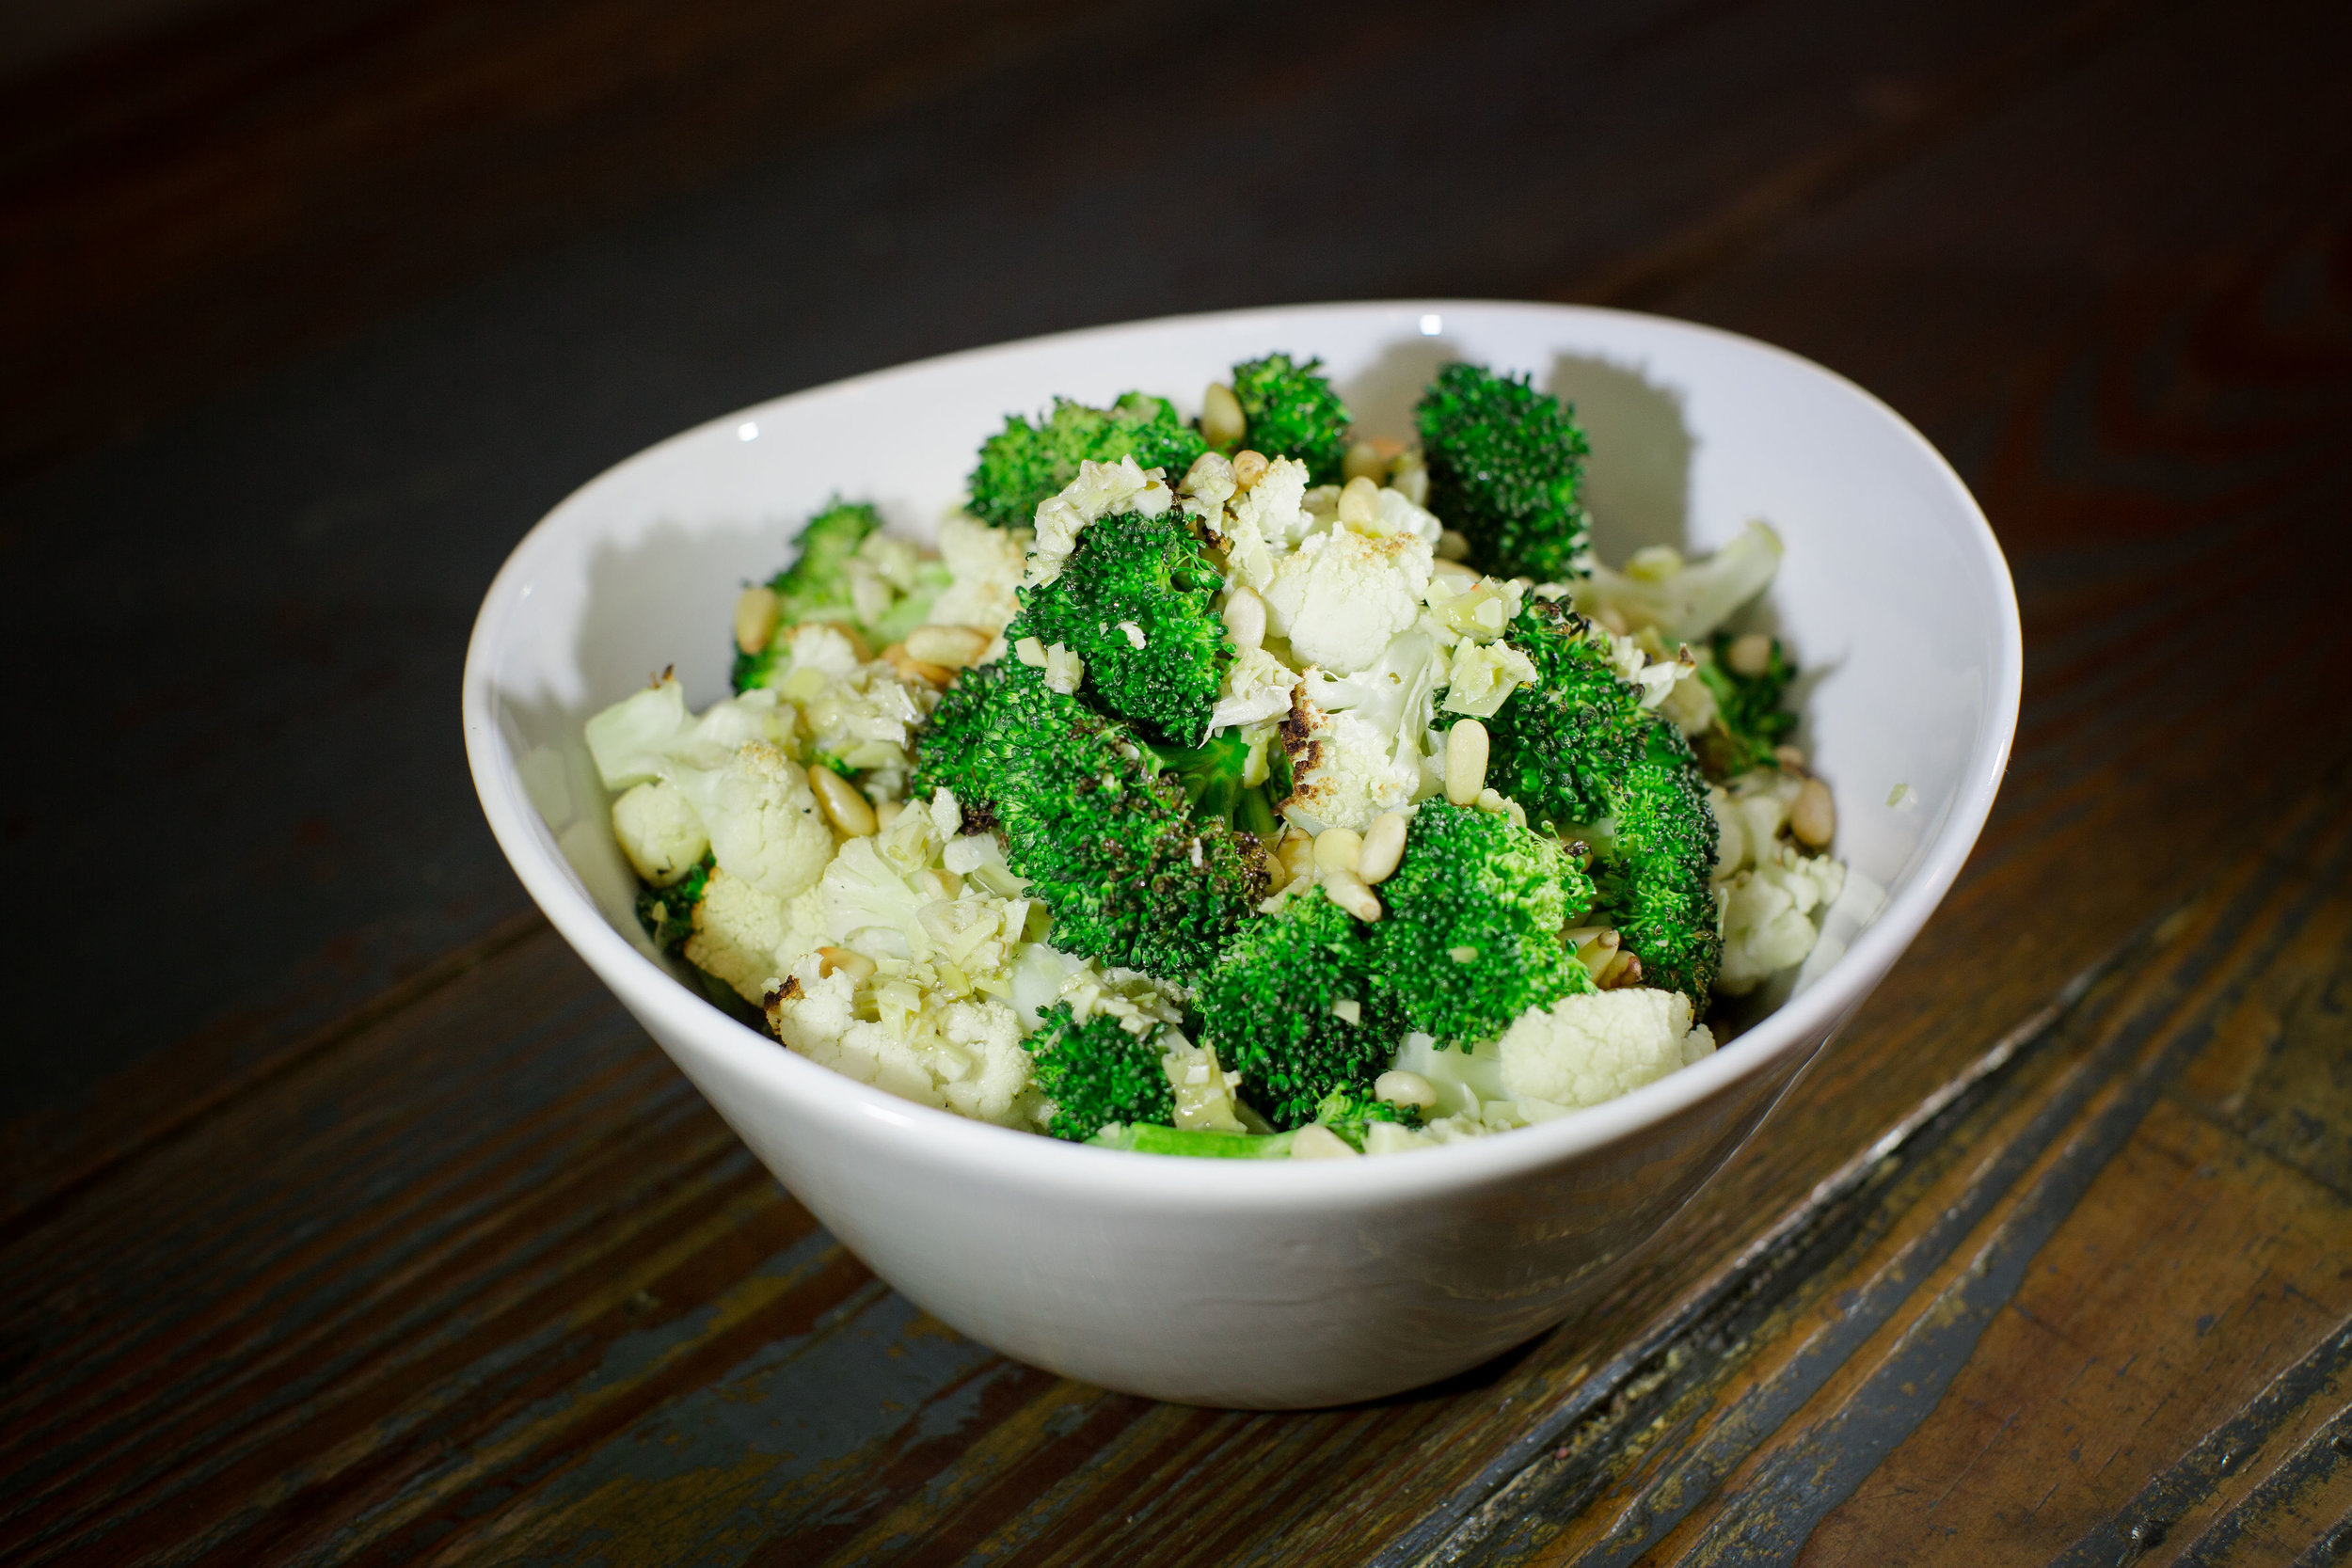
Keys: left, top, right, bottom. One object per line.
{"left": 1375, "top": 1069, "right": 1438, "bottom": 1110}
{"left": 906, "top": 624, "right": 992, "bottom": 670}
{"left": 1232, "top": 449, "right": 1269, "bottom": 490}
{"left": 1446, "top": 721, "right": 1489, "bottom": 806}
{"left": 1278, "top": 829, "right": 1316, "bottom": 887}
{"left": 817, "top": 945, "right": 875, "bottom": 982}
{"left": 1790, "top": 777, "right": 1836, "bottom": 848}
{"left": 1221, "top": 586, "right": 1266, "bottom": 649}
{"left": 1575, "top": 929, "right": 1620, "bottom": 972}
{"left": 1725, "top": 632, "right": 1775, "bottom": 678}
{"left": 1337, "top": 475, "right": 1381, "bottom": 528}
{"left": 1432, "top": 557, "right": 1481, "bottom": 581}
{"left": 1356, "top": 811, "right": 1407, "bottom": 884}
{"left": 1201, "top": 383, "right": 1247, "bottom": 448}
{"left": 735, "top": 585, "right": 780, "bottom": 656}
{"left": 1342, "top": 441, "right": 1388, "bottom": 484}
{"left": 1313, "top": 827, "right": 1362, "bottom": 871}
{"left": 1435, "top": 529, "right": 1471, "bottom": 562}
{"left": 1324, "top": 869, "right": 1381, "bottom": 922}
{"left": 810, "top": 767, "right": 878, "bottom": 837}
{"left": 874, "top": 800, "right": 906, "bottom": 829}
{"left": 832, "top": 622, "right": 873, "bottom": 660}
{"left": 1774, "top": 743, "right": 1808, "bottom": 773}
{"left": 881, "top": 644, "right": 953, "bottom": 687}
{"left": 1290, "top": 1124, "right": 1359, "bottom": 1160}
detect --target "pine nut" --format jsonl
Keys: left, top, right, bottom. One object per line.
{"left": 1278, "top": 830, "right": 1316, "bottom": 889}
{"left": 1774, "top": 743, "right": 1808, "bottom": 773}
{"left": 1356, "top": 811, "right": 1407, "bottom": 883}
{"left": 834, "top": 622, "right": 874, "bottom": 660}
{"left": 1342, "top": 441, "right": 1388, "bottom": 484}
{"left": 1337, "top": 475, "right": 1381, "bottom": 528}
{"left": 1435, "top": 529, "right": 1471, "bottom": 562}
{"left": 1432, "top": 557, "right": 1481, "bottom": 581}
{"left": 1446, "top": 720, "right": 1489, "bottom": 806}
{"left": 1313, "top": 827, "right": 1362, "bottom": 871}
{"left": 1221, "top": 587, "right": 1266, "bottom": 649}
{"left": 906, "top": 624, "right": 992, "bottom": 670}
{"left": 1374, "top": 1069, "right": 1438, "bottom": 1110}
{"left": 875, "top": 800, "right": 906, "bottom": 829}
{"left": 817, "top": 945, "right": 875, "bottom": 982}
{"left": 735, "top": 584, "right": 780, "bottom": 656}
{"left": 810, "top": 767, "right": 878, "bottom": 837}
{"left": 1791, "top": 777, "right": 1836, "bottom": 848}
{"left": 1725, "top": 632, "right": 1775, "bottom": 678}
{"left": 1324, "top": 869, "right": 1382, "bottom": 922}
{"left": 881, "top": 644, "right": 952, "bottom": 687}
{"left": 1232, "top": 449, "right": 1269, "bottom": 490}
{"left": 1201, "top": 383, "right": 1247, "bottom": 448}
{"left": 1290, "top": 1124, "right": 1359, "bottom": 1160}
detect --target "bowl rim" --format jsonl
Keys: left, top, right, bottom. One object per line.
{"left": 462, "top": 297, "right": 2022, "bottom": 1208}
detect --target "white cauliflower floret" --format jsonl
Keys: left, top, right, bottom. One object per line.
{"left": 1710, "top": 769, "right": 1804, "bottom": 881}
{"left": 671, "top": 739, "right": 834, "bottom": 901}
{"left": 1371, "top": 485, "right": 1442, "bottom": 546}
{"left": 1297, "top": 629, "right": 1449, "bottom": 797}
{"left": 1573, "top": 521, "right": 1782, "bottom": 641}
{"left": 684, "top": 869, "right": 828, "bottom": 1002}
{"left": 930, "top": 513, "right": 1030, "bottom": 636}
{"left": 1025, "top": 457, "right": 1171, "bottom": 587}
{"left": 1499, "top": 989, "right": 1716, "bottom": 1110}
{"left": 772, "top": 652, "right": 932, "bottom": 799}
{"left": 611, "top": 778, "right": 708, "bottom": 885}
{"left": 1717, "top": 847, "right": 1846, "bottom": 995}
{"left": 1264, "top": 527, "right": 1433, "bottom": 673}
{"left": 776, "top": 622, "right": 863, "bottom": 682}
{"left": 1220, "top": 455, "right": 1312, "bottom": 588}
{"left": 585, "top": 677, "right": 794, "bottom": 788}
{"left": 1212, "top": 645, "right": 1301, "bottom": 729}
{"left": 1279, "top": 697, "right": 1415, "bottom": 833}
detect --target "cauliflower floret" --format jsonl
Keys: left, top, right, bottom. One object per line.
{"left": 1710, "top": 769, "right": 1804, "bottom": 882}
{"left": 1370, "top": 485, "right": 1442, "bottom": 546}
{"left": 1220, "top": 456, "right": 1312, "bottom": 589}
{"left": 1278, "top": 695, "right": 1416, "bottom": 833}
{"left": 684, "top": 869, "right": 828, "bottom": 1001}
{"left": 671, "top": 739, "right": 834, "bottom": 901}
{"left": 930, "top": 513, "right": 1030, "bottom": 635}
{"left": 1717, "top": 847, "right": 1847, "bottom": 995}
{"left": 585, "top": 676, "right": 794, "bottom": 788}
{"left": 1025, "top": 457, "right": 1172, "bottom": 587}
{"left": 611, "top": 778, "right": 708, "bottom": 885}
{"left": 1572, "top": 521, "right": 1782, "bottom": 641}
{"left": 773, "top": 653, "right": 932, "bottom": 799}
{"left": 1498, "top": 988, "right": 1716, "bottom": 1110}
{"left": 1297, "top": 629, "right": 1449, "bottom": 793}
{"left": 1440, "top": 639, "right": 1540, "bottom": 718}
{"left": 769, "top": 957, "right": 1040, "bottom": 1129}
{"left": 1264, "top": 527, "right": 1433, "bottom": 673}
{"left": 1212, "top": 644, "right": 1301, "bottom": 729}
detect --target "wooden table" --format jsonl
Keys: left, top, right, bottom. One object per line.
{"left": 6, "top": 0, "right": 2350, "bottom": 1560}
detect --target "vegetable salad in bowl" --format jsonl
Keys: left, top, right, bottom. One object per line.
{"left": 583, "top": 354, "right": 1879, "bottom": 1158}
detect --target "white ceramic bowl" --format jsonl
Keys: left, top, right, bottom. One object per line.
{"left": 463, "top": 301, "right": 2020, "bottom": 1409}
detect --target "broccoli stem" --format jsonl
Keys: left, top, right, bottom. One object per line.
{"left": 1089, "top": 1124, "right": 1300, "bottom": 1158}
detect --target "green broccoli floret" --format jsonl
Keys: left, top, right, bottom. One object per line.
{"left": 1369, "top": 800, "right": 1597, "bottom": 1049}
{"left": 1311, "top": 1085, "right": 1420, "bottom": 1150}
{"left": 1693, "top": 634, "right": 1798, "bottom": 781}
{"left": 1196, "top": 891, "right": 1401, "bottom": 1130}
{"left": 1227, "top": 353, "right": 1351, "bottom": 484}
{"left": 733, "top": 499, "right": 947, "bottom": 689}
{"left": 1029, "top": 1003, "right": 1175, "bottom": 1142}
{"left": 908, "top": 658, "right": 1009, "bottom": 830}
{"left": 1416, "top": 363, "right": 1592, "bottom": 582}
{"left": 1145, "top": 729, "right": 1280, "bottom": 836}
{"left": 927, "top": 659, "right": 1267, "bottom": 981}
{"left": 966, "top": 392, "right": 1210, "bottom": 530}
{"left": 634, "top": 852, "right": 714, "bottom": 958}
{"left": 1084, "top": 1088, "right": 1419, "bottom": 1157}
{"left": 1469, "top": 600, "right": 1722, "bottom": 1006}
{"left": 1007, "top": 508, "right": 1232, "bottom": 746}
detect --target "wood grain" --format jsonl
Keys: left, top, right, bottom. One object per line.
{"left": 5, "top": 0, "right": 2352, "bottom": 1559}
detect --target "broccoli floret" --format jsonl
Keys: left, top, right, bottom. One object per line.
{"left": 966, "top": 393, "right": 1209, "bottom": 530}
{"left": 634, "top": 852, "right": 714, "bottom": 957}
{"left": 1693, "top": 634, "right": 1798, "bottom": 780}
{"left": 1369, "top": 800, "right": 1597, "bottom": 1050}
{"left": 1029, "top": 1003, "right": 1175, "bottom": 1142}
{"left": 1145, "top": 729, "right": 1280, "bottom": 836}
{"left": 1196, "top": 892, "right": 1401, "bottom": 1130}
{"left": 928, "top": 658, "right": 1267, "bottom": 980}
{"left": 1007, "top": 508, "right": 1232, "bottom": 746}
{"left": 1470, "top": 600, "right": 1723, "bottom": 1005}
{"left": 1227, "top": 353, "right": 1351, "bottom": 484}
{"left": 909, "top": 658, "right": 1008, "bottom": 829}
{"left": 1311, "top": 1085, "right": 1420, "bottom": 1151}
{"left": 733, "top": 499, "right": 946, "bottom": 689}
{"left": 1087, "top": 1123, "right": 1298, "bottom": 1158}
{"left": 1416, "top": 363, "right": 1592, "bottom": 582}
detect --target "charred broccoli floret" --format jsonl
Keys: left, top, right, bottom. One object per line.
{"left": 1007, "top": 507, "right": 1232, "bottom": 746}
{"left": 1416, "top": 363, "right": 1592, "bottom": 583}
{"left": 924, "top": 659, "right": 1266, "bottom": 980}
{"left": 1369, "top": 800, "right": 1597, "bottom": 1049}
{"left": 966, "top": 393, "right": 1209, "bottom": 530}
{"left": 733, "top": 499, "right": 946, "bottom": 689}
{"left": 1468, "top": 600, "right": 1722, "bottom": 1005}
{"left": 1197, "top": 890, "right": 1401, "bottom": 1130}
{"left": 1145, "top": 729, "right": 1281, "bottom": 836}
{"left": 1227, "top": 353, "right": 1352, "bottom": 484}
{"left": 1693, "top": 634, "right": 1798, "bottom": 781}
{"left": 1029, "top": 1003, "right": 1175, "bottom": 1142}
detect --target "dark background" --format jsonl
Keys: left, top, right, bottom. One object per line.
{"left": 0, "top": 0, "right": 2167, "bottom": 1135}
